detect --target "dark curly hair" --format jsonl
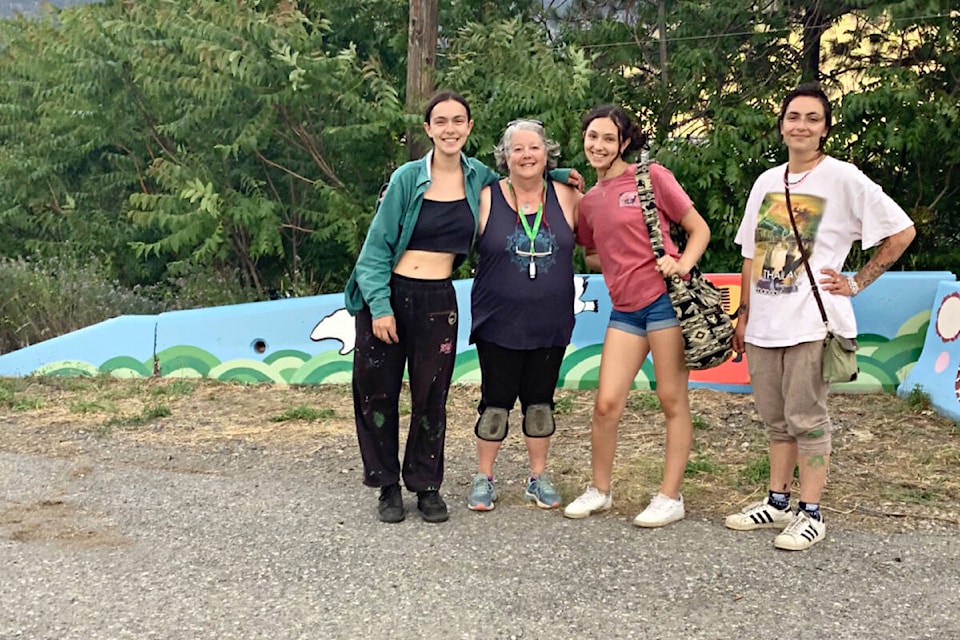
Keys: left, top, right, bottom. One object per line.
{"left": 581, "top": 105, "right": 648, "bottom": 159}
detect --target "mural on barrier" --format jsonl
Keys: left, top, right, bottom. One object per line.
{"left": 2, "top": 272, "right": 954, "bottom": 398}
{"left": 898, "top": 283, "right": 960, "bottom": 420}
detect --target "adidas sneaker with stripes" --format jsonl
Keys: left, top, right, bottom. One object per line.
{"left": 774, "top": 511, "right": 826, "bottom": 551}
{"left": 724, "top": 498, "right": 794, "bottom": 531}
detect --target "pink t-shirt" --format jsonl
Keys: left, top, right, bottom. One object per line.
{"left": 577, "top": 162, "right": 694, "bottom": 311}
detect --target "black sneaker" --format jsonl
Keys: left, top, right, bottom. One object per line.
{"left": 378, "top": 483, "right": 404, "bottom": 523}
{"left": 416, "top": 490, "right": 449, "bottom": 523}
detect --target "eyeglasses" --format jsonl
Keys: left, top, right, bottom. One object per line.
{"left": 507, "top": 118, "right": 543, "bottom": 127}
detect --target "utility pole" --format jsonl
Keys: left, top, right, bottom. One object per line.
{"left": 800, "top": 3, "right": 826, "bottom": 82}
{"left": 655, "top": 0, "right": 671, "bottom": 141}
{"left": 405, "top": 0, "right": 438, "bottom": 160}
{"left": 657, "top": 0, "right": 669, "bottom": 87}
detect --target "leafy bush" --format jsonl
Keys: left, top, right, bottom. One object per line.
{"left": 150, "top": 262, "right": 262, "bottom": 310}
{"left": 0, "top": 254, "right": 274, "bottom": 353}
{"left": 0, "top": 255, "right": 163, "bottom": 353}
{"left": 0, "top": 254, "right": 270, "bottom": 354}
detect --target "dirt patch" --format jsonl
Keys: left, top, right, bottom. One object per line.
{"left": 1, "top": 377, "right": 958, "bottom": 536}
{"left": 0, "top": 498, "right": 130, "bottom": 549}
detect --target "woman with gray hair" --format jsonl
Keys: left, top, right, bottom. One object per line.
{"left": 466, "top": 119, "right": 581, "bottom": 512}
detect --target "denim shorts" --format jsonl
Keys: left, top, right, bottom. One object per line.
{"left": 608, "top": 293, "right": 678, "bottom": 337}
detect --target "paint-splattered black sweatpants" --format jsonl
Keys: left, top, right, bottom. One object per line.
{"left": 352, "top": 274, "right": 458, "bottom": 492}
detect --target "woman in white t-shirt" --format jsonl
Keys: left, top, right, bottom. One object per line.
{"left": 727, "top": 83, "right": 915, "bottom": 551}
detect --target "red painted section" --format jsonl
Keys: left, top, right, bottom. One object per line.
{"left": 688, "top": 274, "right": 750, "bottom": 386}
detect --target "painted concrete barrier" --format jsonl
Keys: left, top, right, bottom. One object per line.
{"left": 898, "top": 281, "right": 960, "bottom": 420}
{"left": 0, "top": 272, "right": 954, "bottom": 398}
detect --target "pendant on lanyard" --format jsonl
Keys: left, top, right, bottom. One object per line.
{"left": 509, "top": 179, "right": 549, "bottom": 280}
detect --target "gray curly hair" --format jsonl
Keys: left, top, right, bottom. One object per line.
{"left": 492, "top": 119, "right": 561, "bottom": 174}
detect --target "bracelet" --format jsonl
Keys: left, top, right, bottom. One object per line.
{"left": 847, "top": 275, "right": 860, "bottom": 297}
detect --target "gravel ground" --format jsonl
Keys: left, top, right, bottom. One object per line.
{"left": 2, "top": 434, "right": 959, "bottom": 640}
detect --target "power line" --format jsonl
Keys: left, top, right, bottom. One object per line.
{"left": 571, "top": 13, "right": 954, "bottom": 51}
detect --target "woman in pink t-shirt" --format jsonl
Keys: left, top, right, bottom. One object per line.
{"left": 563, "top": 105, "right": 711, "bottom": 528}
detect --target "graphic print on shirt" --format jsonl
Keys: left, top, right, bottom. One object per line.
{"left": 505, "top": 222, "right": 559, "bottom": 275}
{"left": 752, "top": 192, "right": 825, "bottom": 296}
{"left": 617, "top": 190, "right": 638, "bottom": 208}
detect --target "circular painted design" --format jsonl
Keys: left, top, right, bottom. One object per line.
{"left": 935, "top": 351, "right": 950, "bottom": 373}
{"left": 935, "top": 292, "right": 960, "bottom": 342}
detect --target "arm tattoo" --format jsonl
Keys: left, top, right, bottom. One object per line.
{"left": 855, "top": 232, "right": 912, "bottom": 289}
{"left": 856, "top": 252, "right": 895, "bottom": 289}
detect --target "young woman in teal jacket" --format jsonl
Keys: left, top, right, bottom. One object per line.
{"left": 344, "top": 91, "right": 576, "bottom": 524}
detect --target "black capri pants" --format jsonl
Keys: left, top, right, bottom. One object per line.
{"left": 475, "top": 339, "right": 565, "bottom": 416}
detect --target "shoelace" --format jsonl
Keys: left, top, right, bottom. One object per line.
{"left": 649, "top": 495, "right": 674, "bottom": 512}
{"left": 420, "top": 492, "right": 442, "bottom": 505}
{"left": 652, "top": 501, "right": 670, "bottom": 514}
{"left": 782, "top": 513, "right": 811, "bottom": 535}
{"left": 473, "top": 477, "right": 492, "bottom": 494}
{"left": 588, "top": 488, "right": 605, "bottom": 502}
{"left": 573, "top": 487, "right": 603, "bottom": 506}
{"left": 533, "top": 477, "right": 556, "bottom": 498}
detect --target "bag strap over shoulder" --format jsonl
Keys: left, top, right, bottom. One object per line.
{"left": 634, "top": 159, "right": 702, "bottom": 284}
{"left": 783, "top": 174, "right": 830, "bottom": 328}
{"left": 633, "top": 160, "right": 666, "bottom": 259}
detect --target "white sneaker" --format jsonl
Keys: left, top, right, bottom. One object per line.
{"left": 773, "top": 511, "right": 826, "bottom": 551}
{"left": 725, "top": 497, "right": 794, "bottom": 531}
{"left": 563, "top": 485, "right": 612, "bottom": 519}
{"left": 632, "top": 493, "right": 685, "bottom": 528}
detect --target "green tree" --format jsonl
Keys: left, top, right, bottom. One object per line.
{"left": 0, "top": 0, "right": 955, "bottom": 307}
{"left": 1, "top": 0, "right": 412, "bottom": 296}
{"left": 113, "top": 0, "right": 409, "bottom": 295}
{"left": 441, "top": 17, "right": 594, "bottom": 165}
{"left": 553, "top": 1, "right": 959, "bottom": 275}
{"left": 830, "top": 3, "right": 959, "bottom": 272}
{"left": 0, "top": 8, "right": 154, "bottom": 282}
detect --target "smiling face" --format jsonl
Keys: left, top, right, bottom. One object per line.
{"left": 779, "top": 95, "right": 830, "bottom": 155}
{"left": 583, "top": 117, "right": 627, "bottom": 170}
{"left": 505, "top": 128, "right": 548, "bottom": 180}
{"left": 423, "top": 99, "right": 473, "bottom": 157}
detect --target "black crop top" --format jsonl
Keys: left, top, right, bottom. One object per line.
{"left": 406, "top": 198, "right": 474, "bottom": 257}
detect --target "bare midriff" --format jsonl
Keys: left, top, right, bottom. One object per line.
{"left": 393, "top": 250, "right": 457, "bottom": 280}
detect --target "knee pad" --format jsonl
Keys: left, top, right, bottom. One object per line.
{"left": 475, "top": 407, "right": 509, "bottom": 442}
{"left": 522, "top": 403, "right": 555, "bottom": 438}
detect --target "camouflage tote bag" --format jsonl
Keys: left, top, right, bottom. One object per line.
{"left": 634, "top": 161, "right": 734, "bottom": 370}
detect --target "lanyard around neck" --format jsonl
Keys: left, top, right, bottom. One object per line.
{"left": 507, "top": 179, "right": 547, "bottom": 248}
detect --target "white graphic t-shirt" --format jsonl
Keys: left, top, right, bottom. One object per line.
{"left": 735, "top": 156, "right": 913, "bottom": 348}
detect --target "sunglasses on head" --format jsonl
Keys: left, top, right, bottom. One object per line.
{"left": 507, "top": 118, "right": 543, "bottom": 127}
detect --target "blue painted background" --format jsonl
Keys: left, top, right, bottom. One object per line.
{"left": 1, "top": 272, "right": 955, "bottom": 416}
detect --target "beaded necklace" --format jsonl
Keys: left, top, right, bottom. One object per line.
{"left": 784, "top": 154, "right": 826, "bottom": 188}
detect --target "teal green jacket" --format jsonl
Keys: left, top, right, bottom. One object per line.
{"left": 344, "top": 151, "right": 571, "bottom": 319}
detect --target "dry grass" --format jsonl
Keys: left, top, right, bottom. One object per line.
{"left": 1, "top": 376, "right": 958, "bottom": 533}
